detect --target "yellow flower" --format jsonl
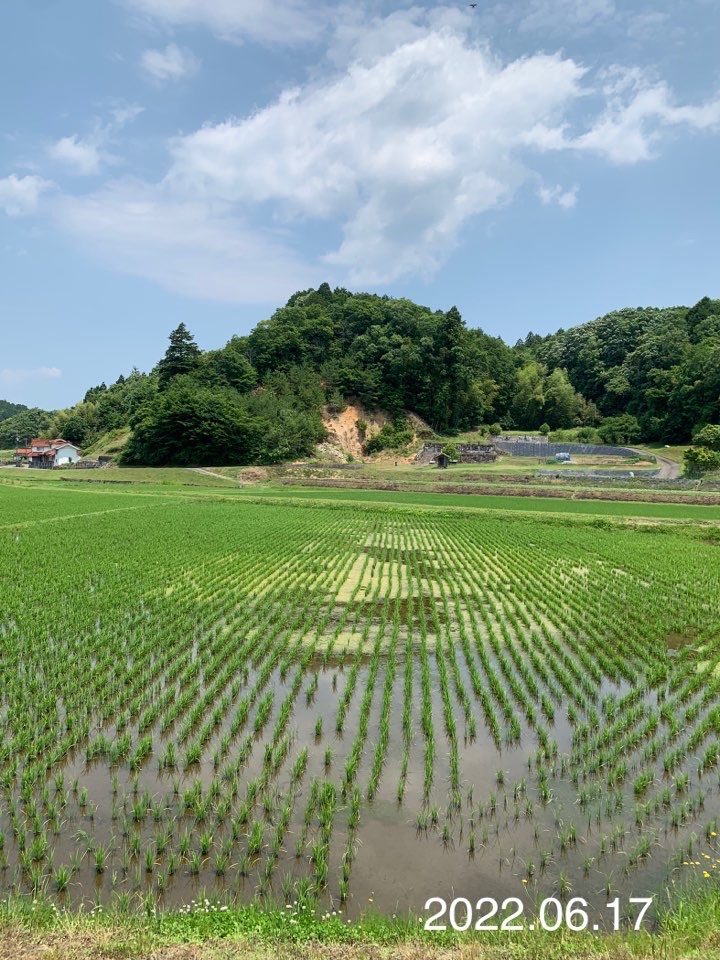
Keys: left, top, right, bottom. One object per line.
{"left": 704, "top": 871, "right": 711, "bottom": 878}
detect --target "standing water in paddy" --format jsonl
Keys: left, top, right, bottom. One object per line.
{"left": 2, "top": 489, "right": 720, "bottom": 918}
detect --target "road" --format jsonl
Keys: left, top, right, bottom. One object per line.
{"left": 188, "top": 467, "right": 243, "bottom": 484}
{"left": 631, "top": 448, "right": 681, "bottom": 479}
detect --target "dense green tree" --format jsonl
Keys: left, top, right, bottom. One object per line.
{"left": 156, "top": 323, "right": 201, "bottom": 388}
{"left": 201, "top": 343, "right": 257, "bottom": 393}
{"left": 684, "top": 446, "right": 720, "bottom": 474}
{"left": 0, "top": 400, "right": 28, "bottom": 422}
{"left": 0, "top": 408, "right": 53, "bottom": 448}
{"left": 48, "top": 402, "right": 99, "bottom": 446}
{"left": 121, "top": 381, "right": 258, "bottom": 466}
{"left": 511, "top": 362, "right": 546, "bottom": 428}
{"left": 527, "top": 297, "right": 720, "bottom": 441}
{"left": 693, "top": 424, "right": 720, "bottom": 451}
{"left": 597, "top": 414, "right": 642, "bottom": 445}
{"left": 543, "top": 368, "right": 584, "bottom": 429}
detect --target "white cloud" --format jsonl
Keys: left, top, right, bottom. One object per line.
{"left": 140, "top": 43, "right": 199, "bottom": 83}
{"left": 42, "top": 11, "right": 720, "bottom": 294}
{"left": 47, "top": 106, "right": 143, "bottom": 176}
{"left": 48, "top": 134, "right": 103, "bottom": 175}
{"left": 0, "top": 174, "right": 54, "bottom": 216}
{"left": 166, "top": 25, "right": 586, "bottom": 282}
{"left": 111, "top": 105, "right": 145, "bottom": 127}
{"left": 571, "top": 72, "right": 720, "bottom": 163}
{"left": 538, "top": 183, "right": 578, "bottom": 208}
{"left": 0, "top": 367, "right": 61, "bottom": 385}
{"left": 124, "top": 0, "right": 328, "bottom": 47}
{"left": 52, "top": 179, "right": 320, "bottom": 303}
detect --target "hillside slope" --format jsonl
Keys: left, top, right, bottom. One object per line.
{"left": 11, "top": 288, "right": 718, "bottom": 467}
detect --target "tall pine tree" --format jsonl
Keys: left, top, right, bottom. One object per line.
{"left": 156, "top": 323, "right": 201, "bottom": 388}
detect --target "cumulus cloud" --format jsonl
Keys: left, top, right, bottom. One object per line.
{"left": 166, "top": 26, "right": 586, "bottom": 282}
{"left": 0, "top": 367, "right": 61, "bottom": 385}
{"left": 555, "top": 69, "right": 720, "bottom": 163}
{"left": 0, "top": 174, "right": 54, "bottom": 216}
{"left": 52, "top": 179, "right": 320, "bottom": 303}
{"left": 47, "top": 106, "right": 143, "bottom": 176}
{"left": 48, "top": 134, "right": 103, "bottom": 175}
{"left": 124, "top": 0, "right": 328, "bottom": 47}
{"left": 47, "top": 11, "right": 720, "bottom": 294}
{"left": 140, "top": 43, "right": 199, "bottom": 83}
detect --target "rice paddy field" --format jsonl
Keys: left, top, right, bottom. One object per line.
{"left": 2, "top": 479, "right": 720, "bottom": 927}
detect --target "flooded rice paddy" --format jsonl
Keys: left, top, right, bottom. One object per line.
{"left": 1, "top": 487, "right": 720, "bottom": 923}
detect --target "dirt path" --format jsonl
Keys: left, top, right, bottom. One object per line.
{"left": 187, "top": 468, "right": 242, "bottom": 485}
{"left": 631, "top": 449, "right": 681, "bottom": 479}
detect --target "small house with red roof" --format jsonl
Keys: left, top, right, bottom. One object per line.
{"left": 14, "top": 438, "right": 82, "bottom": 468}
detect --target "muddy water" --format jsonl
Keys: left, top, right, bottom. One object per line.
{"left": 1, "top": 590, "right": 717, "bottom": 925}
{"left": 0, "top": 637, "right": 714, "bottom": 925}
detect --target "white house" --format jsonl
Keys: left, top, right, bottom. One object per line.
{"left": 52, "top": 441, "right": 82, "bottom": 465}
{"left": 17, "top": 438, "right": 82, "bottom": 468}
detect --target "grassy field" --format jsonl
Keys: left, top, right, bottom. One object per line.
{"left": 638, "top": 443, "right": 691, "bottom": 464}
{"left": 3, "top": 467, "right": 720, "bottom": 519}
{"left": 0, "top": 465, "right": 239, "bottom": 487}
{"left": 231, "top": 483, "right": 720, "bottom": 519}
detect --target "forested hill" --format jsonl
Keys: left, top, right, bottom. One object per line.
{"left": 0, "top": 400, "right": 27, "bottom": 423}
{"left": 519, "top": 296, "right": 720, "bottom": 442}
{"left": 1, "top": 287, "right": 717, "bottom": 466}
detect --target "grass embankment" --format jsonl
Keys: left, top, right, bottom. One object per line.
{"left": 638, "top": 443, "right": 690, "bottom": 464}
{"left": 4, "top": 888, "right": 720, "bottom": 959}
{"left": 3, "top": 470, "right": 720, "bottom": 520}
{"left": 232, "top": 484, "right": 720, "bottom": 521}
{"left": 0, "top": 466, "right": 238, "bottom": 487}
{"left": 79, "top": 427, "right": 132, "bottom": 460}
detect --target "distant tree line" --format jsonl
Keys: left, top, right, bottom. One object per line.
{"left": 1, "top": 287, "right": 717, "bottom": 466}
{"left": 0, "top": 400, "right": 27, "bottom": 424}
{"left": 520, "top": 297, "right": 720, "bottom": 443}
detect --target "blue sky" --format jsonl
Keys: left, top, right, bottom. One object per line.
{"left": 1, "top": 0, "right": 719, "bottom": 409}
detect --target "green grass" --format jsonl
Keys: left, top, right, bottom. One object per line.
{"left": 1, "top": 465, "right": 238, "bottom": 487}
{"left": 4, "top": 468, "right": 719, "bottom": 519}
{"left": 4, "top": 885, "right": 720, "bottom": 958}
{"left": 80, "top": 426, "right": 133, "bottom": 459}
{"left": 230, "top": 483, "right": 720, "bottom": 520}
{"left": 637, "top": 443, "right": 691, "bottom": 464}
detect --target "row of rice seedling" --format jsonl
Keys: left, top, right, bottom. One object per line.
{"left": 3, "top": 491, "right": 720, "bottom": 913}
